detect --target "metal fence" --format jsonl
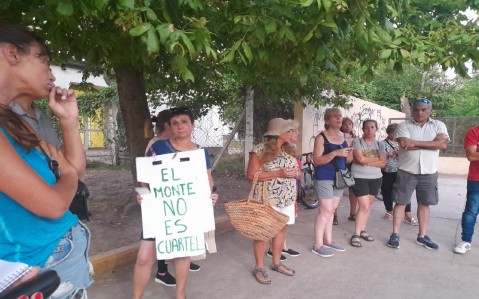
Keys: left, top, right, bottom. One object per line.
{"left": 192, "top": 107, "right": 246, "bottom": 157}
{"left": 389, "top": 116, "right": 479, "bottom": 157}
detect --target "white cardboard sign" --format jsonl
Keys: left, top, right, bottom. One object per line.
{"left": 136, "top": 149, "right": 215, "bottom": 260}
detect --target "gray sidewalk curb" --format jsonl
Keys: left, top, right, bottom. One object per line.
{"left": 90, "top": 215, "right": 233, "bottom": 277}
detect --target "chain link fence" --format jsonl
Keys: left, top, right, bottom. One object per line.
{"left": 191, "top": 106, "right": 246, "bottom": 156}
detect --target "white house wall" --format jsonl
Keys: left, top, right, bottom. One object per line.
{"left": 50, "top": 65, "right": 108, "bottom": 89}
{"left": 301, "top": 96, "right": 405, "bottom": 154}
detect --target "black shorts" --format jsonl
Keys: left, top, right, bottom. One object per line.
{"left": 351, "top": 178, "right": 382, "bottom": 197}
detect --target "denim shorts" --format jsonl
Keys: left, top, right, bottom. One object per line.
{"left": 41, "top": 222, "right": 93, "bottom": 299}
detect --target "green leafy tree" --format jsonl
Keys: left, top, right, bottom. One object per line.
{"left": 3, "top": 0, "right": 479, "bottom": 178}
{"left": 348, "top": 64, "right": 457, "bottom": 113}
{"left": 435, "top": 75, "right": 479, "bottom": 117}
{"left": 1, "top": 0, "right": 215, "bottom": 177}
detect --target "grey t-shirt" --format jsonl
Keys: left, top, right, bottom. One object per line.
{"left": 10, "top": 102, "right": 61, "bottom": 149}
{"left": 351, "top": 137, "right": 385, "bottom": 179}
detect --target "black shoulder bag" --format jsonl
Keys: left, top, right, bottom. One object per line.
{"left": 39, "top": 146, "right": 91, "bottom": 221}
{"left": 320, "top": 133, "right": 355, "bottom": 189}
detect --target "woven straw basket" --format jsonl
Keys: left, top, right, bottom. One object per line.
{"left": 224, "top": 172, "right": 289, "bottom": 241}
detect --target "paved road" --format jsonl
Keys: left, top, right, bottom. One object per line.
{"left": 88, "top": 175, "right": 478, "bottom": 299}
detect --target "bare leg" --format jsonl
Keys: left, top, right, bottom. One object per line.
{"left": 349, "top": 188, "right": 358, "bottom": 217}
{"left": 314, "top": 199, "right": 334, "bottom": 248}
{"left": 393, "top": 204, "right": 406, "bottom": 234}
{"left": 324, "top": 197, "right": 340, "bottom": 244}
{"left": 271, "top": 226, "right": 287, "bottom": 265}
{"left": 133, "top": 240, "right": 157, "bottom": 299}
{"left": 404, "top": 211, "right": 412, "bottom": 221}
{"left": 354, "top": 195, "right": 374, "bottom": 235}
{"left": 417, "top": 204, "right": 430, "bottom": 236}
{"left": 174, "top": 257, "right": 190, "bottom": 299}
{"left": 253, "top": 240, "right": 267, "bottom": 269}
{"left": 404, "top": 203, "right": 413, "bottom": 221}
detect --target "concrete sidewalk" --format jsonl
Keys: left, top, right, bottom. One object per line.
{"left": 88, "top": 175, "right": 479, "bottom": 299}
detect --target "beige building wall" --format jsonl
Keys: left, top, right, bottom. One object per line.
{"left": 438, "top": 157, "right": 469, "bottom": 176}
{"left": 296, "top": 96, "right": 468, "bottom": 176}
{"left": 299, "top": 95, "right": 405, "bottom": 154}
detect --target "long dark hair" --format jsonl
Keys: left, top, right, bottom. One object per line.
{"left": 0, "top": 20, "right": 45, "bottom": 150}
{"left": 0, "top": 106, "right": 39, "bottom": 150}
{"left": 0, "top": 19, "right": 50, "bottom": 57}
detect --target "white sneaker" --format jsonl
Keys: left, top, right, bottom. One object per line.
{"left": 453, "top": 241, "right": 472, "bottom": 254}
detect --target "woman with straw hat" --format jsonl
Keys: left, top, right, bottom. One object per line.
{"left": 246, "top": 118, "right": 301, "bottom": 284}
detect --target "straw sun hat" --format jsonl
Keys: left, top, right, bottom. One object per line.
{"left": 263, "top": 118, "right": 299, "bottom": 137}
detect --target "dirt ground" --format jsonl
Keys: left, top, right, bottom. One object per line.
{"left": 84, "top": 166, "right": 251, "bottom": 255}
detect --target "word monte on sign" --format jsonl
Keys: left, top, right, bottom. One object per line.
{"left": 136, "top": 149, "right": 214, "bottom": 260}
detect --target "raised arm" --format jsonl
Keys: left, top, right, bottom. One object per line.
{"left": 48, "top": 87, "right": 86, "bottom": 181}
{"left": 313, "top": 134, "right": 351, "bottom": 166}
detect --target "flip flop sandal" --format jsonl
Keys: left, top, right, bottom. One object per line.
{"left": 348, "top": 214, "right": 356, "bottom": 221}
{"left": 253, "top": 268, "right": 271, "bottom": 284}
{"left": 350, "top": 235, "right": 362, "bottom": 247}
{"left": 404, "top": 218, "right": 419, "bottom": 226}
{"left": 383, "top": 212, "right": 393, "bottom": 221}
{"left": 360, "top": 230, "right": 375, "bottom": 242}
{"left": 270, "top": 262, "right": 295, "bottom": 276}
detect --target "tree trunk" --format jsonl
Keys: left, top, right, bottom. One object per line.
{"left": 211, "top": 108, "right": 245, "bottom": 170}
{"left": 400, "top": 95, "right": 411, "bottom": 119}
{"left": 114, "top": 67, "right": 150, "bottom": 181}
{"left": 244, "top": 85, "right": 254, "bottom": 175}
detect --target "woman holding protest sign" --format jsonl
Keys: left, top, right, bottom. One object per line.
{"left": 246, "top": 118, "right": 301, "bottom": 284}
{"left": 133, "top": 107, "right": 218, "bottom": 299}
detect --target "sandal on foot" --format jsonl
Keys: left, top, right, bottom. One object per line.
{"left": 253, "top": 268, "right": 271, "bottom": 284}
{"left": 383, "top": 212, "right": 393, "bottom": 221}
{"left": 404, "top": 217, "right": 418, "bottom": 226}
{"left": 348, "top": 214, "right": 356, "bottom": 221}
{"left": 359, "top": 230, "right": 375, "bottom": 241}
{"left": 270, "top": 262, "right": 295, "bottom": 276}
{"left": 333, "top": 216, "right": 339, "bottom": 225}
{"left": 350, "top": 235, "right": 362, "bottom": 247}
